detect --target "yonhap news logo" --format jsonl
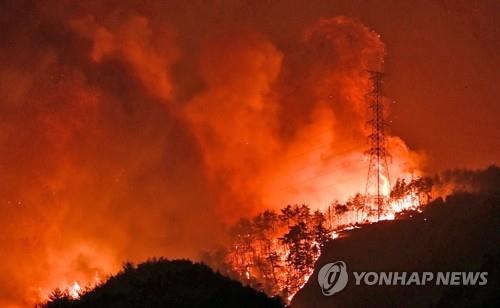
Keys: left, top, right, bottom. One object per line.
{"left": 318, "top": 261, "right": 488, "bottom": 296}
{"left": 317, "top": 261, "right": 348, "bottom": 296}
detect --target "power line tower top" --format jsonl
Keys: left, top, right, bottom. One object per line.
{"left": 364, "top": 70, "right": 391, "bottom": 221}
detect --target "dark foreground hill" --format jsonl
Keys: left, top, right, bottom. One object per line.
{"left": 44, "top": 259, "right": 284, "bottom": 308}
{"left": 291, "top": 191, "right": 500, "bottom": 307}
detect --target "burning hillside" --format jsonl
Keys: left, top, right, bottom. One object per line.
{"left": 291, "top": 167, "right": 500, "bottom": 307}
{"left": 203, "top": 174, "right": 433, "bottom": 302}
{"left": 0, "top": 1, "right": 498, "bottom": 307}
{"left": 43, "top": 167, "right": 499, "bottom": 306}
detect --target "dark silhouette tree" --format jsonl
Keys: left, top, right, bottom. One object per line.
{"left": 280, "top": 221, "right": 314, "bottom": 294}
{"left": 351, "top": 193, "right": 365, "bottom": 223}
{"left": 279, "top": 204, "right": 300, "bottom": 227}
{"left": 332, "top": 201, "right": 349, "bottom": 226}
{"left": 312, "top": 210, "right": 331, "bottom": 250}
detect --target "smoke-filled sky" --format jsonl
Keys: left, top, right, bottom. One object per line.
{"left": 0, "top": 0, "right": 498, "bottom": 306}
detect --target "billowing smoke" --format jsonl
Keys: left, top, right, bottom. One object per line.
{"left": 0, "top": 1, "right": 420, "bottom": 306}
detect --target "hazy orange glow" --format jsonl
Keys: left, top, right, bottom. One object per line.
{"left": 4, "top": 12, "right": 420, "bottom": 307}
{"left": 1, "top": 1, "right": 497, "bottom": 306}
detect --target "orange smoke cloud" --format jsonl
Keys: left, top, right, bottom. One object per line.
{"left": 70, "top": 14, "right": 179, "bottom": 101}
{"left": 0, "top": 2, "right": 421, "bottom": 306}
{"left": 186, "top": 17, "right": 419, "bottom": 216}
{"left": 185, "top": 31, "right": 283, "bottom": 219}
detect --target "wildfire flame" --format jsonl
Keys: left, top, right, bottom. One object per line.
{"left": 69, "top": 282, "right": 81, "bottom": 299}
{"left": 217, "top": 177, "right": 426, "bottom": 303}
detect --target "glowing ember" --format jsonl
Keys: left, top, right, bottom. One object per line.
{"left": 378, "top": 213, "right": 396, "bottom": 221}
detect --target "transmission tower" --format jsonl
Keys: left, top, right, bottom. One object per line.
{"left": 364, "top": 71, "right": 391, "bottom": 221}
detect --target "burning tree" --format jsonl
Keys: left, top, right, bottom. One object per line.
{"left": 204, "top": 179, "right": 436, "bottom": 302}
{"left": 280, "top": 222, "right": 315, "bottom": 297}
{"left": 203, "top": 204, "right": 335, "bottom": 301}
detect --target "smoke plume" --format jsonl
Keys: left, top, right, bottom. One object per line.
{"left": 0, "top": 1, "right": 420, "bottom": 306}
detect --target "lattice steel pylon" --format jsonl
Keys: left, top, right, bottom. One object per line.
{"left": 364, "top": 71, "right": 391, "bottom": 221}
